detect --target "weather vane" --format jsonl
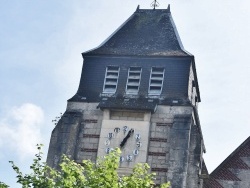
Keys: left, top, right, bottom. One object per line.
{"left": 151, "top": 0, "right": 160, "bottom": 9}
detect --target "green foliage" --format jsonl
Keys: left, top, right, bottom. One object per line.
{"left": 3, "top": 145, "right": 170, "bottom": 188}
{"left": 82, "top": 148, "right": 121, "bottom": 187}
{"left": 0, "top": 181, "right": 9, "bottom": 188}
{"left": 9, "top": 144, "right": 56, "bottom": 188}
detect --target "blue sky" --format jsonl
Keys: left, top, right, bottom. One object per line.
{"left": 0, "top": 0, "right": 250, "bottom": 187}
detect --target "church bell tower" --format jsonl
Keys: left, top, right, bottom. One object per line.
{"left": 47, "top": 5, "right": 207, "bottom": 187}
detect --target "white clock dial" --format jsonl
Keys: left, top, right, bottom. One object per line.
{"left": 105, "top": 148, "right": 110, "bottom": 154}
{"left": 105, "top": 140, "right": 110, "bottom": 146}
{"left": 105, "top": 147, "right": 114, "bottom": 154}
{"left": 107, "top": 132, "right": 114, "bottom": 139}
{"left": 136, "top": 141, "right": 142, "bottom": 148}
{"left": 97, "top": 119, "right": 150, "bottom": 169}
{"left": 135, "top": 133, "right": 141, "bottom": 140}
{"left": 133, "top": 149, "right": 139, "bottom": 155}
{"left": 120, "top": 156, "right": 125, "bottom": 162}
{"left": 126, "top": 155, "right": 133, "bottom": 161}
{"left": 123, "top": 126, "right": 128, "bottom": 133}
{"left": 114, "top": 127, "right": 120, "bottom": 133}
{"left": 104, "top": 126, "right": 141, "bottom": 161}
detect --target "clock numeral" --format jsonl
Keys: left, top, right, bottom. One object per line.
{"left": 123, "top": 126, "right": 128, "bottom": 133}
{"left": 107, "top": 133, "right": 114, "bottom": 139}
{"left": 120, "top": 156, "right": 125, "bottom": 162}
{"left": 114, "top": 127, "right": 120, "bottom": 133}
{"left": 105, "top": 148, "right": 114, "bottom": 154}
{"left": 126, "top": 155, "right": 133, "bottom": 162}
{"left": 136, "top": 141, "right": 142, "bottom": 148}
{"left": 135, "top": 134, "right": 141, "bottom": 140}
{"left": 105, "top": 140, "right": 110, "bottom": 146}
{"left": 133, "top": 149, "right": 139, "bottom": 156}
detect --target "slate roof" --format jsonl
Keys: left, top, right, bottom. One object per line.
{"left": 204, "top": 136, "right": 250, "bottom": 188}
{"left": 69, "top": 56, "right": 194, "bottom": 104}
{"left": 69, "top": 5, "right": 201, "bottom": 105}
{"left": 82, "top": 5, "right": 192, "bottom": 57}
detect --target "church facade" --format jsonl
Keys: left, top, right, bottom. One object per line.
{"left": 47, "top": 5, "right": 250, "bottom": 188}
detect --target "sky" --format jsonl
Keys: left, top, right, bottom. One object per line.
{"left": 0, "top": 0, "right": 249, "bottom": 187}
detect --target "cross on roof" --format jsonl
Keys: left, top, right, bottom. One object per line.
{"left": 151, "top": 0, "right": 160, "bottom": 9}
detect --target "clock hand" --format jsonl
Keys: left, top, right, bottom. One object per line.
{"left": 120, "top": 128, "right": 134, "bottom": 148}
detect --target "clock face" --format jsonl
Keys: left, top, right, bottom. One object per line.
{"left": 97, "top": 119, "right": 150, "bottom": 169}
{"left": 104, "top": 126, "right": 142, "bottom": 161}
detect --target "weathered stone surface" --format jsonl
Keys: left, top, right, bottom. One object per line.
{"left": 47, "top": 111, "right": 83, "bottom": 168}
{"left": 47, "top": 103, "right": 207, "bottom": 187}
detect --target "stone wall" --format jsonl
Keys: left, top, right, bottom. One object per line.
{"left": 147, "top": 105, "right": 204, "bottom": 187}
{"left": 186, "top": 119, "right": 203, "bottom": 188}
{"left": 47, "top": 102, "right": 204, "bottom": 188}
{"left": 67, "top": 102, "right": 103, "bottom": 163}
{"left": 47, "top": 111, "right": 82, "bottom": 168}
{"left": 110, "top": 110, "right": 144, "bottom": 121}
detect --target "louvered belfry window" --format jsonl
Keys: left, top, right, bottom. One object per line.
{"left": 148, "top": 67, "right": 165, "bottom": 95}
{"left": 103, "top": 66, "right": 120, "bottom": 93}
{"left": 126, "top": 67, "right": 142, "bottom": 94}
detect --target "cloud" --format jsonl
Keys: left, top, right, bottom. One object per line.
{"left": 0, "top": 103, "right": 44, "bottom": 160}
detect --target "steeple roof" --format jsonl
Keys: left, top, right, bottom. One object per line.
{"left": 83, "top": 5, "right": 192, "bottom": 57}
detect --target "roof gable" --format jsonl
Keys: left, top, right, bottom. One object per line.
{"left": 204, "top": 136, "right": 250, "bottom": 187}
{"left": 211, "top": 137, "right": 250, "bottom": 178}
{"left": 83, "top": 5, "right": 192, "bottom": 57}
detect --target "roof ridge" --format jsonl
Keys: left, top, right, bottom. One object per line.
{"left": 82, "top": 6, "right": 191, "bottom": 57}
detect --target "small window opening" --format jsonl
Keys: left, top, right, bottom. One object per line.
{"left": 148, "top": 67, "right": 164, "bottom": 95}
{"left": 126, "top": 67, "right": 142, "bottom": 94}
{"left": 103, "top": 66, "right": 119, "bottom": 93}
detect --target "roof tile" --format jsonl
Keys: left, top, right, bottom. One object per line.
{"left": 83, "top": 8, "right": 191, "bottom": 57}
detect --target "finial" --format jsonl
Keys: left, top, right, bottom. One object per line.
{"left": 136, "top": 5, "right": 140, "bottom": 11}
{"left": 150, "top": 0, "right": 160, "bottom": 9}
{"left": 167, "top": 4, "right": 170, "bottom": 11}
